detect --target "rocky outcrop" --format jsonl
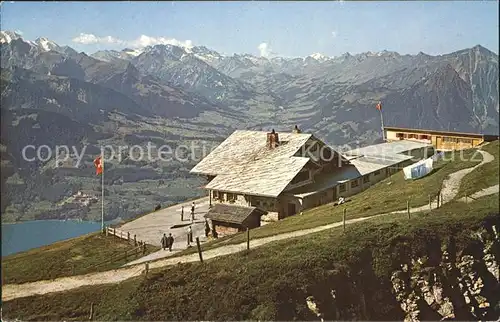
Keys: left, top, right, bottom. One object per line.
{"left": 301, "top": 224, "right": 500, "bottom": 321}
{"left": 389, "top": 225, "right": 499, "bottom": 321}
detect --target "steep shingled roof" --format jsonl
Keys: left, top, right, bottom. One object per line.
{"left": 190, "top": 130, "right": 312, "bottom": 176}
{"left": 190, "top": 130, "right": 316, "bottom": 197}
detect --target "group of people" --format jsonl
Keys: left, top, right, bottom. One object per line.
{"left": 161, "top": 200, "right": 220, "bottom": 251}
{"left": 185, "top": 218, "right": 214, "bottom": 247}
{"left": 160, "top": 233, "right": 174, "bottom": 251}
{"left": 180, "top": 201, "right": 196, "bottom": 222}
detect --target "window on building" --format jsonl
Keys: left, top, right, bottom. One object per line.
{"left": 227, "top": 193, "right": 236, "bottom": 202}
{"left": 396, "top": 133, "right": 405, "bottom": 139}
{"left": 212, "top": 190, "right": 219, "bottom": 199}
{"left": 291, "top": 170, "right": 310, "bottom": 185}
{"left": 339, "top": 183, "right": 346, "bottom": 192}
{"left": 460, "top": 138, "right": 472, "bottom": 144}
{"left": 419, "top": 135, "right": 430, "bottom": 140}
{"left": 351, "top": 179, "right": 359, "bottom": 188}
{"left": 363, "top": 175, "right": 370, "bottom": 183}
{"left": 443, "top": 137, "right": 460, "bottom": 143}
{"left": 374, "top": 170, "right": 381, "bottom": 176}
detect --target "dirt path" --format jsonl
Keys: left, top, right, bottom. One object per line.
{"left": 2, "top": 150, "right": 495, "bottom": 302}
{"left": 457, "top": 184, "right": 499, "bottom": 202}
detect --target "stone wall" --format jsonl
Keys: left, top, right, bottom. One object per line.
{"left": 214, "top": 223, "right": 239, "bottom": 237}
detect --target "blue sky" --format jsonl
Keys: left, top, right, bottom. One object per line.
{"left": 1, "top": 1, "right": 498, "bottom": 57}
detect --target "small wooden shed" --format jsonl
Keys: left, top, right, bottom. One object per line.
{"left": 205, "top": 204, "right": 267, "bottom": 237}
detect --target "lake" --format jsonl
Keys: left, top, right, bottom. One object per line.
{"left": 2, "top": 220, "right": 104, "bottom": 257}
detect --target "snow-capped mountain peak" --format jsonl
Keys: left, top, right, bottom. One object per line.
{"left": 35, "top": 37, "right": 61, "bottom": 52}
{"left": 0, "top": 30, "right": 23, "bottom": 44}
{"left": 308, "top": 52, "right": 330, "bottom": 61}
{"left": 191, "top": 45, "right": 224, "bottom": 63}
{"left": 122, "top": 47, "right": 143, "bottom": 57}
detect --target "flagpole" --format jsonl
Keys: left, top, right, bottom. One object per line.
{"left": 379, "top": 108, "right": 385, "bottom": 142}
{"left": 101, "top": 158, "right": 104, "bottom": 231}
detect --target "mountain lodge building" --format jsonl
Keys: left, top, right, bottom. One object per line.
{"left": 190, "top": 126, "right": 433, "bottom": 236}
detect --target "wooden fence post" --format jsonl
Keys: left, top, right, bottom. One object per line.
{"left": 196, "top": 237, "right": 203, "bottom": 263}
{"left": 144, "top": 262, "right": 149, "bottom": 277}
{"left": 142, "top": 242, "right": 146, "bottom": 255}
{"left": 407, "top": 200, "right": 410, "bottom": 220}
{"left": 428, "top": 195, "right": 431, "bottom": 211}
{"left": 134, "top": 234, "right": 137, "bottom": 246}
{"left": 89, "top": 302, "right": 94, "bottom": 321}
{"left": 342, "top": 208, "right": 346, "bottom": 232}
{"left": 127, "top": 232, "right": 130, "bottom": 242}
{"left": 246, "top": 228, "right": 250, "bottom": 250}
{"left": 105, "top": 227, "right": 108, "bottom": 237}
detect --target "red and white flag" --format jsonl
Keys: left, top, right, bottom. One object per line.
{"left": 376, "top": 102, "right": 382, "bottom": 111}
{"left": 93, "top": 156, "right": 103, "bottom": 175}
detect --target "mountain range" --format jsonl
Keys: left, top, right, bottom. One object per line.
{"left": 1, "top": 29, "right": 498, "bottom": 223}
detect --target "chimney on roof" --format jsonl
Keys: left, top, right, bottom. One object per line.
{"left": 267, "top": 129, "right": 279, "bottom": 149}
{"left": 293, "top": 125, "right": 301, "bottom": 133}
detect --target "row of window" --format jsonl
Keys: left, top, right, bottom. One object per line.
{"left": 212, "top": 191, "right": 236, "bottom": 202}
{"left": 395, "top": 132, "right": 474, "bottom": 145}
{"left": 350, "top": 174, "right": 370, "bottom": 188}
{"left": 396, "top": 133, "right": 430, "bottom": 140}
{"left": 339, "top": 167, "right": 395, "bottom": 192}
{"left": 256, "top": 199, "right": 275, "bottom": 208}
{"left": 212, "top": 191, "right": 277, "bottom": 209}
{"left": 442, "top": 137, "right": 473, "bottom": 144}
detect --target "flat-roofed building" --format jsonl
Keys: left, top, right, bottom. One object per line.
{"left": 384, "top": 126, "right": 499, "bottom": 151}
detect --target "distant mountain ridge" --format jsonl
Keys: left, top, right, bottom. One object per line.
{"left": 1, "top": 30, "right": 498, "bottom": 223}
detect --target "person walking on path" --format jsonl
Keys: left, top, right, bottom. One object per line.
{"left": 191, "top": 201, "right": 195, "bottom": 221}
{"left": 186, "top": 226, "right": 193, "bottom": 247}
{"left": 161, "top": 233, "right": 168, "bottom": 251}
{"left": 205, "top": 218, "right": 211, "bottom": 238}
{"left": 188, "top": 225, "right": 193, "bottom": 243}
{"left": 181, "top": 206, "right": 184, "bottom": 221}
{"left": 167, "top": 233, "right": 174, "bottom": 252}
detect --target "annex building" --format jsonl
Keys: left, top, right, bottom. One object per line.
{"left": 191, "top": 126, "right": 434, "bottom": 236}
{"left": 384, "top": 126, "right": 499, "bottom": 151}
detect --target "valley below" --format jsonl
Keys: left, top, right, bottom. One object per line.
{"left": 1, "top": 30, "right": 498, "bottom": 223}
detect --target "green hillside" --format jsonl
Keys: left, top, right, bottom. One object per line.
{"left": 2, "top": 233, "right": 159, "bottom": 285}
{"left": 3, "top": 194, "right": 499, "bottom": 321}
